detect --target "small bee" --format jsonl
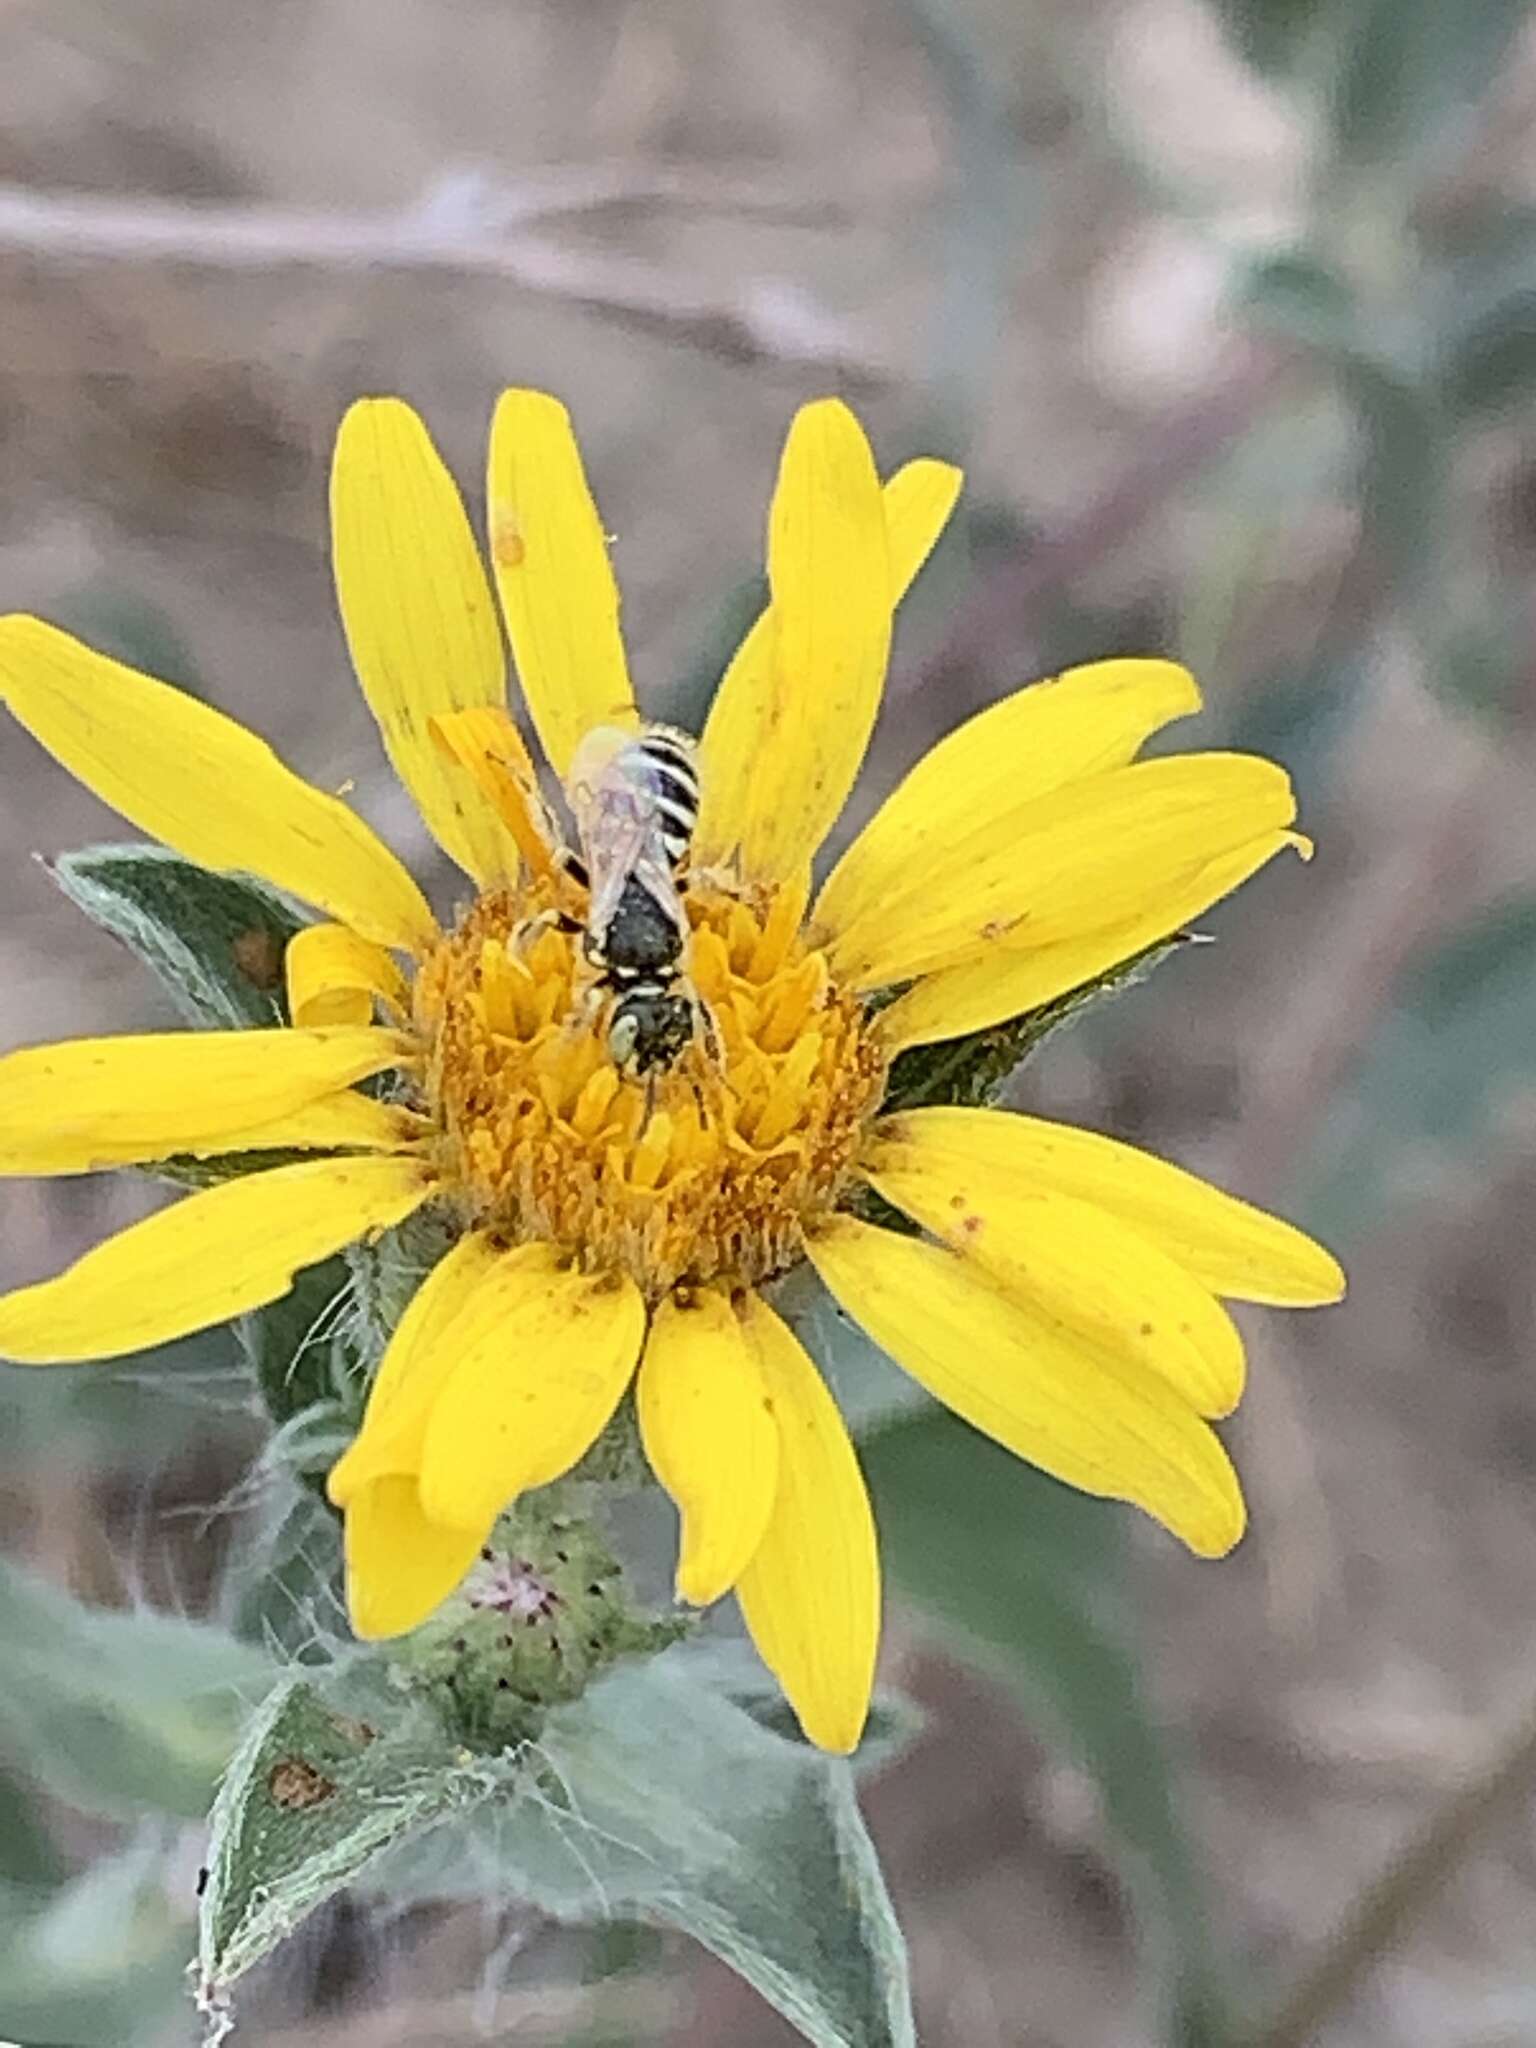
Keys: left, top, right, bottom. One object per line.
{"left": 564, "top": 723, "right": 713, "bottom": 1078}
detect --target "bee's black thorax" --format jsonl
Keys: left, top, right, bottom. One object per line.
{"left": 586, "top": 874, "right": 684, "bottom": 981}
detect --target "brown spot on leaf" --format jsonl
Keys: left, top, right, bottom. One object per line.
{"left": 232, "top": 926, "right": 284, "bottom": 991}
{"left": 267, "top": 1757, "right": 336, "bottom": 1810}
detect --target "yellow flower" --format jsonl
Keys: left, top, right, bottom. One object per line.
{"left": 0, "top": 390, "right": 1342, "bottom": 1753}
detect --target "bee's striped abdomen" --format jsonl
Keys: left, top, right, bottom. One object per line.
{"left": 637, "top": 727, "right": 700, "bottom": 870}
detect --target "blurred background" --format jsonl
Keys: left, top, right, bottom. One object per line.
{"left": 3, "top": 1, "right": 1536, "bottom": 2042}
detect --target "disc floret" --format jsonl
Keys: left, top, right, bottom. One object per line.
{"left": 413, "top": 873, "right": 887, "bottom": 1298}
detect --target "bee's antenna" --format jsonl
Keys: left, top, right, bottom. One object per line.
{"left": 688, "top": 1071, "right": 712, "bottom": 1129}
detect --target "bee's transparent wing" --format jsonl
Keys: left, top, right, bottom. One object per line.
{"left": 631, "top": 845, "right": 688, "bottom": 926}
{"left": 580, "top": 787, "right": 658, "bottom": 936}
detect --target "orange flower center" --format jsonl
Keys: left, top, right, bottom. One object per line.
{"left": 410, "top": 874, "right": 886, "bottom": 1297}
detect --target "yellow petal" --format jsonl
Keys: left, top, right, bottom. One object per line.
{"left": 430, "top": 706, "right": 560, "bottom": 884}
{"left": 331, "top": 398, "right": 521, "bottom": 886}
{"left": 726, "top": 401, "right": 892, "bottom": 883}
{"left": 733, "top": 1290, "right": 880, "bottom": 1755}
{"left": 486, "top": 388, "right": 635, "bottom": 779}
{"left": 636, "top": 1288, "right": 779, "bottom": 1607}
{"left": 814, "top": 659, "right": 1201, "bottom": 942}
{"left": 881, "top": 456, "right": 965, "bottom": 583}
{"left": 861, "top": 1136, "right": 1244, "bottom": 1416}
{"left": 829, "top": 753, "right": 1297, "bottom": 990}
{"left": 0, "top": 616, "right": 435, "bottom": 954}
{"left": 327, "top": 1231, "right": 505, "bottom": 1506}
{"left": 696, "top": 455, "right": 961, "bottom": 870}
{"left": 0, "top": 1155, "right": 434, "bottom": 1364}
{"left": 286, "top": 922, "right": 409, "bottom": 1029}
{"left": 418, "top": 1251, "right": 645, "bottom": 1531}
{"left": 344, "top": 1475, "right": 488, "bottom": 1640}
{"left": 0, "top": 1025, "right": 414, "bottom": 1176}
{"left": 87, "top": 1088, "right": 427, "bottom": 1169}
{"left": 876, "top": 830, "right": 1303, "bottom": 1051}
{"left": 808, "top": 1217, "right": 1246, "bottom": 1558}
{"left": 874, "top": 1108, "right": 1345, "bottom": 1306}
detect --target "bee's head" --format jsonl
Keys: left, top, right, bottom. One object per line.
{"left": 608, "top": 987, "right": 693, "bottom": 1077}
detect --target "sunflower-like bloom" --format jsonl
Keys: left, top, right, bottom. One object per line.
{"left": 0, "top": 391, "right": 1342, "bottom": 1751}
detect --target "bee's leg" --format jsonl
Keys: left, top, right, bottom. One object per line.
{"left": 641, "top": 1069, "right": 661, "bottom": 1131}
{"left": 554, "top": 848, "right": 590, "bottom": 891}
{"left": 685, "top": 1064, "right": 713, "bottom": 1128}
{"left": 560, "top": 977, "right": 608, "bottom": 1047}
{"left": 510, "top": 905, "right": 584, "bottom": 957}
{"left": 690, "top": 987, "right": 722, "bottom": 1066}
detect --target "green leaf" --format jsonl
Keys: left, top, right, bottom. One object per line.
{"left": 0, "top": 1558, "right": 275, "bottom": 1821}
{"left": 1444, "top": 286, "right": 1536, "bottom": 420}
{"left": 1307, "top": 893, "right": 1536, "bottom": 1239}
{"left": 0, "top": 1767, "right": 65, "bottom": 1887}
{"left": 1224, "top": 649, "right": 1368, "bottom": 792}
{"left": 198, "top": 1675, "right": 501, "bottom": 1997}
{"left": 237, "top": 1249, "right": 361, "bottom": 1439}
{"left": 1330, "top": 0, "right": 1529, "bottom": 167}
{"left": 1240, "top": 251, "right": 1357, "bottom": 353}
{"left": 236, "top": 1208, "right": 456, "bottom": 1468}
{"left": 863, "top": 1411, "right": 1226, "bottom": 2042}
{"left": 226, "top": 1477, "right": 348, "bottom": 1662}
{"left": 50, "top": 841, "right": 303, "bottom": 1029}
{"left": 0, "top": 1838, "right": 193, "bottom": 2048}
{"left": 0, "top": 1323, "right": 240, "bottom": 1470}
{"left": 1436, "top": 208, "right": 1536, "bottom": 420}
{"left": 1238, "top": 253, "right": 1446, "bottom": 595}
{"left": 880, "top": 936, "right": 1185, "bottom": 1116}
{"left": 1206, "top": 0, "right": 1333, "bottom": 77}
{"left": 673, "top": 1639, "right": 924, "bottom": 1775}
{"left": 372, "top": 1660, "right": 916, "bottom": 2048}
{"left": 1345, "top": 356, "right": 1447, "bottom": 597}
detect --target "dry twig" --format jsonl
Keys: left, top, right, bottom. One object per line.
{"left": 0, "top": 177, "right": 886, "bottom": 377}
